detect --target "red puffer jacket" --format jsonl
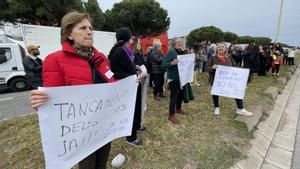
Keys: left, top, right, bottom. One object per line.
{"left": 43, "top": 41, "right": 116, "bottom": 87}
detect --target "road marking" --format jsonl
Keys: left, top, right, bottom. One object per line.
{"left": 0, "top": 97, "right": 14, "bottom": 102}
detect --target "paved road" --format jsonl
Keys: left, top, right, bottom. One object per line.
{"left": 0, "top": 89, "right": 34, "bottom": 121}
{"left": 261, "top": 70, "right": 300, "bottom": 169}
{"left": 292, "top": 104, "right": 300, "bottom": 168}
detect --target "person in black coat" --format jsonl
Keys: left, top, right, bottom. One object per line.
{"left": 22, "top": 45, "right": 43, "bottom": 89}
{"left": 133, "top": 43, "right": 145, "bottom": 67}
{"left": 244, "top": 42, "right": 259, "bottom": 82}
{"left": 150, "top": 42, "right": 165, "bottom": 100}
{"left": 108, "top": 27, "right": 147, "bottom": 147}
{"left": 258, "top": 46, "right": 269, "bottom": 76}
{"left": 145, "top": 46, "right": 154, "bottom": 88}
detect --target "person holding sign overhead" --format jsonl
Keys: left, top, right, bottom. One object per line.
{"left": 207, "top": 42, "right": 253, "bottom": 116}
{"left": 29, "top": 11, "right": 116, "bottom": 169}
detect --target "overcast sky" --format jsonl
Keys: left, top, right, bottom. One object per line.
{"left": 98, "top": 0, "right": 300, "bottom": 46}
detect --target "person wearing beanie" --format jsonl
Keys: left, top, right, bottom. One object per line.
{"left": 108, "top": 27, "right": 147, "bottom": 147}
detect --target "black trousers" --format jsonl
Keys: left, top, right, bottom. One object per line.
{"left": 169, "top": 80, "right": 183, "bottom": 115}
{"left": 152, "top": 73, "right": 165, "bottom": 96}
{"left": 212, "top": 95, "right": 244, "bottom": 109}
{"left": 126, "top": 84, "right": 142, "bottom": 141}
{"left": 236, "top": 58, "right": 242, "bottom": 67}
{"left": 149, "top": 73, "right": 154, "bottom": 87}
{"left": 272, "top": 64, "right": 280, "bottom": 74}
{"left": 78, "top": 142, "right": 111, "bottom": 169}
{"left": 288, "top": 58, "right": 294, "bottom": 66}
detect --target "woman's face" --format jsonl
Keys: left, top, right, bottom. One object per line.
{"left": 68, "top": 19, "right": 93, "bottom": 48}
{"left": 174, "top": 39, "right": 183, "bottom": 49}
{"left": 217, "top": 43, "right": 226, "bottom": 55}
{"left": 137, "top": 44, "right": 142, "bottom": 50}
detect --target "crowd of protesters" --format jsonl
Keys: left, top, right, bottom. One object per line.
{"left": 27, "top": 11, "right": 298, "bottom": 169}
{"left": 193, "top": 41, "right": 296, "bottom": 79}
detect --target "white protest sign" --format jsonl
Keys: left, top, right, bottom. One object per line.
{"left": 137, "top": 64, "right": 148, "bottom": 121}
{"left": 140, "top": 78, "right": 148, "bottom": 122}
{"left": 139, "top": 64, "right": 147, "bottom": 74}
{"left": 177, "top": 54, "right": 195, "bottom": 87}
{"left": 38, "top": 75, "right": 137, "bottom": 169}
{"left": 211, "top": 65, "right": 250, "bottom": 99}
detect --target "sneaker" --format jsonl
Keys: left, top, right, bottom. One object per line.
{"left": 214, "top": 107, "right": 220, "bottom": 115}
{"left": 168, "top": 114, "right": 179, "bottom": 124}
{"left": 137, "top": 127, "right": 147, "bottom": 133}
{"left": 126, "top": 139, "right": 143, "bottom": 147}
{"left": 176, "top": 109, "right": 186, "bottom": 115}
{"left": 236, "top": 108, "right": 253, "bottom": 116}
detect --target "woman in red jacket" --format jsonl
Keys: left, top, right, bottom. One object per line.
{"left": 29, "top": 11, "right": 115, "bottom": 169}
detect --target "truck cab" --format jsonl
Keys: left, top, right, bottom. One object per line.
{"left": 0, "top": 43, "right": 30, "bottom": 91}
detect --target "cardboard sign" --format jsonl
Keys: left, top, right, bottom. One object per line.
{"left": 211, "top": 65, "right": 249, "bottom": 99}
{"left": 38, "top": 76, "right": 137, "bottom": 169}
{"left": 177, "top": 54, "right": 195, "bottom": 87}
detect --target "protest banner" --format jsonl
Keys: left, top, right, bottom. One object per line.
{"left": 38, "top": 75, "right": 137, "bottom": 169}
{"left": 211, "top": 65, "right": 250, "bottom": 99}
{"left": 177, "top": 54, "right": 195, "bottom": 87}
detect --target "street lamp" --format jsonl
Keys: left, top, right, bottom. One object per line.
{"left": 275, "top": 0, "right": 284, "bottom": 43}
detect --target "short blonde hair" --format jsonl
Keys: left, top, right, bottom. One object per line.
{"left": 60, "top": 11, "right": 92, "bottom": 44}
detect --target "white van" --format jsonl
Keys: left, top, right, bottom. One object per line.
{"left": 0, "top": 43, "right": 29, "bottom": 91}
{"left": 0, "top": 24, "right": 116, "bottom": 91}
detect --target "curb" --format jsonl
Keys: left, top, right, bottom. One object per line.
{"left": 233, "top": 68, "right": 300, "bottom": 169}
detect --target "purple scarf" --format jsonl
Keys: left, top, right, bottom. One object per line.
{"left": 122, "top": 45, "right": 135, "bottom": 63}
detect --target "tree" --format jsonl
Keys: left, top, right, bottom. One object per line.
{"left": 0, "top": 0, "right": 44, "bottom": 24}
{"left": 237, "top": 36, "right": 272, "bottom": 45}
{"left": 103, "top": 0, "right": 170, "bottom": 43}
{"left": 84, "top": 0, "right": 105, "bottom": 30}
{"left": 0, "top": 0, "right": 84, "bottom": 26}
{"left": 253, "top": 37, "right": 272, "bottom": 45}
{"left": 186, "top": 26, "right": 224, "bottom": 49}
{"left": 36, "top": 0, "right": 84, "bottom": 26}
{"left": 237, "top": 36, "right": 255, "bottom": 44}
{"left": 224, "top": 31, "right": 238, "bottom": 43}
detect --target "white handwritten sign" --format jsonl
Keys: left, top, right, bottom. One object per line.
{"left": 38, "top": 75, "right": 137, "bottom": 169}
{"left": 211, "top": 65, "right": 250, "bottom": 99}
{"left": 177, "top": 54, "right": 195, "bottom": 87}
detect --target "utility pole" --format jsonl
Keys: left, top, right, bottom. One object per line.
{"left": 275, "top": 0, "right": 284, "bottom": 43}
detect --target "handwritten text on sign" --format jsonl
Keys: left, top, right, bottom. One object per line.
{"left": 177, "top": 54, "right": 195, "bottom": 87}
{"left": 38, "top": 75, "right": 137, "bottom": 169}
{"left": 211, "top": 65, "right": 249, "bottom": 99}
